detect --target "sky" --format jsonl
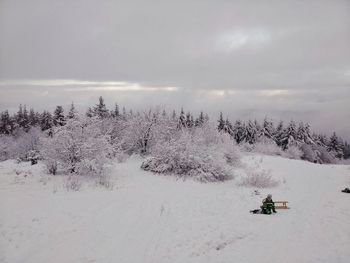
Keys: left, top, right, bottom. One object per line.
{"left": 0, "top": 0, "right": 349, "bottom": 139}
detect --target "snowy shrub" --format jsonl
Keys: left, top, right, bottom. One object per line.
{"left": 316, "top": 146, "right": 336, "bottom": 164}
{"left": 0, "top": 135, "right": 15, "bottom": 161}
{"left": 0, "top": 128, "right": 42, "bottom": 162}
{"left": 300, "top": 143, "right": 317, "bottom": 163}
{"left": 251, "top": 137, "right": 283, "bottom": 156}
{"left": 64, "top": 176, "right": 83, "bottom": 191}
{"left": 141, "top": 124, "right": 240, "bottom": 182}
{"left": 40, "top": 117, "right": 113, "bottom": 176}
{"left": 282, "top": 145, "right": 302, "bottom": 159}
{"left": 113, "top": 109, "right": 177, "bottom": 155}
{"left": 239, "top": 169, "right": 279, "bottom": 188}
{"left": 94, "top": 174, "right": 114, "bottom": 190}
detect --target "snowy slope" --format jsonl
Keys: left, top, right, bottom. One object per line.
{"left": 0, "top": 155, "right": 349, "bottom": 263}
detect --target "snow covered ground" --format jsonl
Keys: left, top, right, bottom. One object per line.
{"left": 0, "top": 155, "right": 349, "bottom": 263}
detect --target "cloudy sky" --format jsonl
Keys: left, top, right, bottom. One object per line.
{"left": 0, "top": 0, "right": 349, "bottom": 139}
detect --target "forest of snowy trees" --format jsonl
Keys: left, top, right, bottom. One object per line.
{"left": 0, "top": 96, "right": 349, "bottom": 181}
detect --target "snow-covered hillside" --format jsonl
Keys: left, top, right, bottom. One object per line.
{"left": 0, "top": 155, "right": 349, "bottom": 263}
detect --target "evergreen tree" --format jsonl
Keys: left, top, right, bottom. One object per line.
{"left": 111, "top": 103, "right": 120, "bottom": 118}
{"left": 328, "top": 132, "right": 343, "bottom": 158}
{"left": 245, "top": 120, "right": 258, "bottom": 144}
{"left": 67, "top": 102, "right": 77, "bottom": 119}
{"left": 53, "top": 106, "right": 66, "bottom": 126}
{"left": 28, "top": 108, "right": 39, "bottom": 127}
{"left": 40, "top": 111, "right": 53, "bottom": 131}
{"left": 171, "top": 110, "right": 177, "bottom": 120}
{"left": 279, "top": 120, "right": 298, "bottom": 150}
{"left": 342, "top": 141, "right": 350, "bottom": 159}
{"left": 22, "top": 105, "right": 30, "bottom": 131}
{"left": 262, "top": 117, "right": 275, "bottom": 139}
{"left": 86, "top": 107, "right": 94, "bottom": 118}
{"left": 195, "top": 111, "right": 205, "bottom": 127}
{"left": 186, "top": 112, "right": 194, "bottom": 128}
{"left": 93, "top": 96, "right": 109, "bottom": 118}
{"left": 0, "top": 110, "right": 14, "bottom": 134}
{"left": 274, "top": 121, "right": 284, "bottom": 146}
{"left": 217, "top": 112, "right": 225, "bottom": 132}
{"left": 178, "top": 108, "right": 186, "bottom": 129}
{"left": 14, "top": 104, "right": 24, "bottom": 129}
{"left": 162, "top": 109, "right": 167, "bottom": 117}
{"left": 223, "top": 118, "right": 234, "bottom": 136}
{"left": 233, "top": 120, "right": 246, "bottom": 144}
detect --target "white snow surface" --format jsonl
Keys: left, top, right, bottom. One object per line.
{"left": 1, "top": 155, "right": 349, "bottom": 263}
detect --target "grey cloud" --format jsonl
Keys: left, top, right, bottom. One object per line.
{"left": 0, "top": 0, "right": 349, "bottom": 139}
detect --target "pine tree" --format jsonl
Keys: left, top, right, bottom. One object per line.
{"left": 233, "top": 120, "right": 246, "bottom": 144}
{"left": 0, "top": 110, "right": 14, "bottom": 135}
{"left": 245, "top": 120, "right": 258, "bottom": 144}
{"left": 217, "top": 112, "right": 225, "bottom": 132}
{"left": 224, "top": 118, "right": 234, "bottom": 136}
{"left": 195, "top": 111, "right": 205, "bottom": 127}
{"left": 178, "top": 108, "right": 186, "bottom": 129}
{"left": 274, "top": 121, "right": 284, "bottom": 146}
{"left": 28, "top": 108, "right": 39, "bottom": 127}
{"left": 53, "top": 106, "right": 66, "bottom": 126}
{"left": 186, "top": 112, "right": 194, "bottom": 128}
{"left": 40, "top": 111, "right": 53, "bottom": 131}
{"left": 279, "top": 120, "right": 298, "bottom": 150}
{"left": 93, "top": 96, "right": 109, "bottom": 118}
{"left": 262, "top": 117, "right": 275, "bottom": 139}
{"left": 342, "top": 141, "right": 350, "bottom": 159}
{"left": 21, "top": 105, "right": 30, "bottom": 131}
{"left": 162, "top": 109, "right": 167, "bottom": 117}
{"left": 67, "top": 102, "right": 77, "bottom": 119}
{"left": 328, "top": 132, "right": 343, "bottom": 158}
{"left": 111, "top": 103, "right": 119, "bottom": 118}
{"left": 86, "top": 107, "right": 94, "bottom": 118}
{"left": 171, "top": 110, "right": 177, "bottom": 120}
{"left": 14, "top": 104, "right": 24, "bottom": 129}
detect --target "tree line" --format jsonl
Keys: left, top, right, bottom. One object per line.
{"left": 1, "top": 96, "right": 349, "bottom": 162}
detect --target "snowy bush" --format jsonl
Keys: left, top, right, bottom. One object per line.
{"left": 113, "top": 109, "right": 177, "bottom": 155}
{"left": 0, "top": 135, "right": 15, "bottom": 161}
{"left": 239, "top": 169, "right": 279, "bottom": 188}
{"left": 0, "top": 127, "right": 42, "bottom": 162}
{"left": 251, "top": 137, "right": 283, "bottom": 156}
{"left": 40, "top": 117, "right": 113, "bottom": 176}
{"left": 300, "top": 143, "right": 317, "bottom": 163}
{"left": 64, "top": 176, "right": 83, "bottom": 191}
{"left": 141, "top": 124, "right": 241, "bottom": 182}
{"left": 282, "top": 145, "right": 303, "bottom": 160}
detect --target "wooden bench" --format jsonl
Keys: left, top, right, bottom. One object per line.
{"left": 274, "top": 201, "right": 289, "bottom": 209}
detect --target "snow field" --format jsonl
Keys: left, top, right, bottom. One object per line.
{"left": 0, "top": 155, "right": 349, "bottom": 263}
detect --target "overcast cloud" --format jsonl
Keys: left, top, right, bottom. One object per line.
{"left": 0, "top": 0, "right": 349, "bottom": 139}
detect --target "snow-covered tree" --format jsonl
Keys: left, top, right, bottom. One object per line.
{"left": 0, "top": 110, "right": 14, "bottom": 135}
{"left": 40, "top": 111, "right": 53, "bottom": 132}
{"left": 67, "top": 102, "right": 77, "bottom": 119}
{"left": 141, "top": 123, "right": 240, "bottom": 182}
{"left": 245, "top": 120, "right": 259, "bottom": 144}
{"left": 178, "top": 108, "right": 186, "bottom": 129}
{"left": 233, "top": 120, "right": 246, "bottom": 144}
{"left": 28, "top": 108, "right": 39, "bottom": 127}
{"left": 328, "top": 132, "right": 343, "bottom": 159}
{"left": 53, "top": 106, "right": 66, "bottom": 126}
{"left": 217, "top": 112, "right": 225, "bottom": 132}
{"left": 93, "top": 96, "right": 109, "bottom": 118}
{"left": 40, "top": 117, "right": 113, "bottom": 176}
{"left": 279, "top": 120, "right": 298, "bottom": 150}
{"left": 261, "top": 117, "right": 275, "bottom": 139}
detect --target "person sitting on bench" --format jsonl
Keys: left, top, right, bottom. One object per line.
{"left": 261, "top": 194, "right": 277, "bottom": 214}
